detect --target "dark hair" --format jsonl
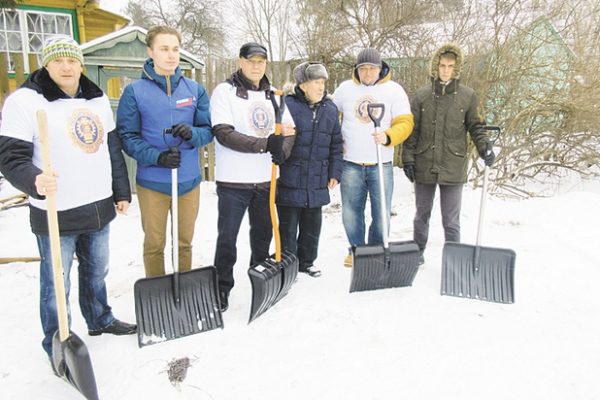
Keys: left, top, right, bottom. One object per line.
{"left": 146, "top": 26, "right": 182, "bottom": 48}
{"left": 440, "top": 51, "right": 457, "bottom": 61}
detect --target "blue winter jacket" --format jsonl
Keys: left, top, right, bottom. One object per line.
{"left": 277, "top": 87, "right": 343, "bottom": 208}
{"left": 117, "top": 59, "right": 212, "bottom": 195}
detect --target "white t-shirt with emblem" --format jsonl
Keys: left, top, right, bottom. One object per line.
{"left": 0, "top": 88, "right": 115, "bottom": 211}
{"left": 210, "top": 82, "right": 294, "bottom": 183}
{"left": 333, "top": 80, "right": 410, "bottom": 164}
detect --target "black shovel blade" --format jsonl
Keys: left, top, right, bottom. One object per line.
{"left": 248, "top": 250, "right": 299, "bottom": 323}
{"left": 441, "top": 242, "right": 516, "bottom": 304}
{"left": 273, "top": 250, "right": 299, "bottom": 303}
{"left": 134, "top": 266, "right": 223, "bottom": 348}
{"left": 350, "top": 240, "right": 421, "bottom": 293}
{"left": 51, "top": 331, "right": 99, "bottom": 400}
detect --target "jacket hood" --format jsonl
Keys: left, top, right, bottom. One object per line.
{"left": 141, "top": 58, "right": 182, "bottom": 92}
{"left": 352, "top": 60, "right": 392, "bottom": 85}
{"left": 430, "top": 43, "right": 463, "bottom": 80}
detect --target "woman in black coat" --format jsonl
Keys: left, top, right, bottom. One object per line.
{"left": 277, "top": 62, "right": 344, "bottom": 277}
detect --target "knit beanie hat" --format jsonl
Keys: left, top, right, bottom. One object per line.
{"left": 356, "top": 48, "right": 381, "bottom": 67}
{"left": 42, "top": 35, "right": 84, "bottom": 66}
{"left": 293, "top": 62, "right": 328, "bottom": 84}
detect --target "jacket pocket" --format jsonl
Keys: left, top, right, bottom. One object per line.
{"left": 279, "top": 162, "right": 302, "bottom": 188}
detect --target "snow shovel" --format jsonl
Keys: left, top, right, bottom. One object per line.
{"left": 441, "top": 126, "right": 516, "bottom": 303}
{"left": 248, "top": 90, "right": 299, "bottom": 323}
{"left": 37, "top": 110, "right": 99, "bottom": 400}
{"left": 134, "top": 136, "right": 223, "bottom": 347}
{"left": 349, "top": 103, "right": 421, "bottom": 293}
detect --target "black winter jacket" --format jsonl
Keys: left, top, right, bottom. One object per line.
{"left": 276, "top": 87, "right": 343, "bottom": 208}
{"left": 403, "top": 79, "right": 487, "bottom": 184}
{"left": 0, "top": 68, "right": 131, "bottom": 235}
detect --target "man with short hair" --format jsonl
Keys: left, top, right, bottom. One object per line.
{"left": 0, "top": 35, "right": 136, "bottom": 364}
{"left": 333, "top": 48, "right": 414, "bottom": 267}
{"left": 402, "top": 43, "right": 495, "bottom": 264}
{"left": 117, "top": 26, "right": 213, "bottom": 278}
{"left": 209, "top": 42, "right": 295, "bottom": 311}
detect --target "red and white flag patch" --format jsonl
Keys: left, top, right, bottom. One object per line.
{"left": 176, "top": 97, "right": 194, "bottom": 108}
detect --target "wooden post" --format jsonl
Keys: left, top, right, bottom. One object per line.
{"left": 0, "top": 53, "right": 9, "bottom": 106}
{"left": 28, "top": 53, "right": 40, "bottom": 72}
{"left": 13, "top": 53, "right": 25, "bottom": 86}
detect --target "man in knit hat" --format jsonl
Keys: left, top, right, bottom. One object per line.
{"left": 277, "top": 62, "right": 343, "bottom": 277}
{"left": 333, "top": 48, "right": 414, "bottom": 267}
{"left": 402, "top": 43, "right": 495, "bottom": 265}
{"left": 0, "top": 35, "right": 136, "bottom": 370}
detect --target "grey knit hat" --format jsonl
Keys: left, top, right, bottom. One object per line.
{"left": 293, "top": 62, "right": 328, "bottom": 84}
{"left": 356, "top": 48, "right": 381, "bottom": 67}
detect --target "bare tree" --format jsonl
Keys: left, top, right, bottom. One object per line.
{"left": 231, "top": 0, "right": 291, "bottom": 62}
{"left": 123, "top": 0, "right": 225, "bottom": 58}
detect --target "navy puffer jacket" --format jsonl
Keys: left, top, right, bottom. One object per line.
{"left": 277, "top": 87, "right": 343, "bottom": 208}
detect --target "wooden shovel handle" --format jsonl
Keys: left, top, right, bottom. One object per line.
{"left": 269, "top": 90, "right": 284, "bottom": 263}
{"left": 37, "top": 110, "right": 70, "bottom": 342}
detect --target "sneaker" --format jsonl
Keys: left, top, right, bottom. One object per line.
{"left": 418, "top": 251, "right": 425, "bottom": 266}
{"left": 299, "top": 265, "right": 322, "bottom": 277}
{"left": 88, "top": 319, "right": 137, "bottom": 336}
{"left": 343, "top": 253, "right": 353, "bottom": 268}
{"left": 219, "top": 291, "right": 229, "bottom": 312}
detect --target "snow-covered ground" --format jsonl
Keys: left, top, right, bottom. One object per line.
{"left": 1, "top": 170, "right": 599, "bottom": 400}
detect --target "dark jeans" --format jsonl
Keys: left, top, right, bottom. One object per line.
{"left": 277, "top": 205, "right": 322, "bottom": 269}
{"left": 214, "top": 185, "right": 272, "bottom": 294}
{"left": 36, "top": 224, "right": 115, "bottom": 357}
{"left": 413, "top": 183, "right": 463, "bottom": 251}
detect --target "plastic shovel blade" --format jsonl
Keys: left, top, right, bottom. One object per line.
{"left": 51, "top": 331, "right": 99, "bottom": 400}
{"left": 441, "top": 242, "right": 516, "bottom": 304}
{"left": 350, "top": 240, "right": 421, "bottom": 292}
{"left": 134, "top": 266, "right": 223, "bottom": 348}
{"left": 248, "top": 250, "right": 299, "bottom": 323}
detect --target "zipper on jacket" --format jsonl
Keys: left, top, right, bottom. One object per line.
{"left": 93, "top": 202, "right": 101, "bottom": 229}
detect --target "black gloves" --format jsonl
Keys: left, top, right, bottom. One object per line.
{"left": 403, "top": 164, "right": 415, "bottom": 183}
{"left": 171, "top": 124, "right": 193, "bottom": 141}
{"left": 478, "top": 141, "right": 496, "bottom": 166}
{"left": 157, "top": 148, "right": 181, "bottom": 169}
{"left": 266, "top": 134, "right": 284, "bottom": 165}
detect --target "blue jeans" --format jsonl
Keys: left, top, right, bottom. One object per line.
{"left": 36, "top": 224, "right": 115, "bottom": 357}
{"left": 341, "top": 161, "right": 393, "bottom": 247}
{"left": 214, "top": 185, "right": 272, "bottom": 294}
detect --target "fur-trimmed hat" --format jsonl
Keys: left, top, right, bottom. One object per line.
{"left": 293, "top": 62, "right": 328, "bottom": 84}
{"left": 42, "top": 35, "right": 84, "bottom": 66}
{"left": 356, "top": 48, "right": 381, "bottom": 67}
{"left": 430, "top": 43, "right": 463, "bottom": 80}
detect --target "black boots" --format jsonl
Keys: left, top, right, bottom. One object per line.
{"left": 219, "top": 291, "right": 229, "bottom": 312}
{"left": 88, "top": 319, "right": 137, "bottom": 336}
{"left": 299, "top": 265, "right": 322, "bottom": 277}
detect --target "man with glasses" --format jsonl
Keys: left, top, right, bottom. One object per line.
{"left": 332, "top": 48, "right": 414, "bottom": 267}
{"left": 209, "top": 42, "right": 295, "bottom": 311}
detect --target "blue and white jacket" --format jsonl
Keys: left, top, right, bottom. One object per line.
{"left": 117, "top": 59, "right": 212, "bottom": 195}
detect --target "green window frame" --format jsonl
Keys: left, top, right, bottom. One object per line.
{"left": 0, "top": 8, "right": 73, "bottom": 73}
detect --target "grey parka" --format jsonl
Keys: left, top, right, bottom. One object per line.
{"left": 402, "top": 43, "right": 488, "bottom": 184}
